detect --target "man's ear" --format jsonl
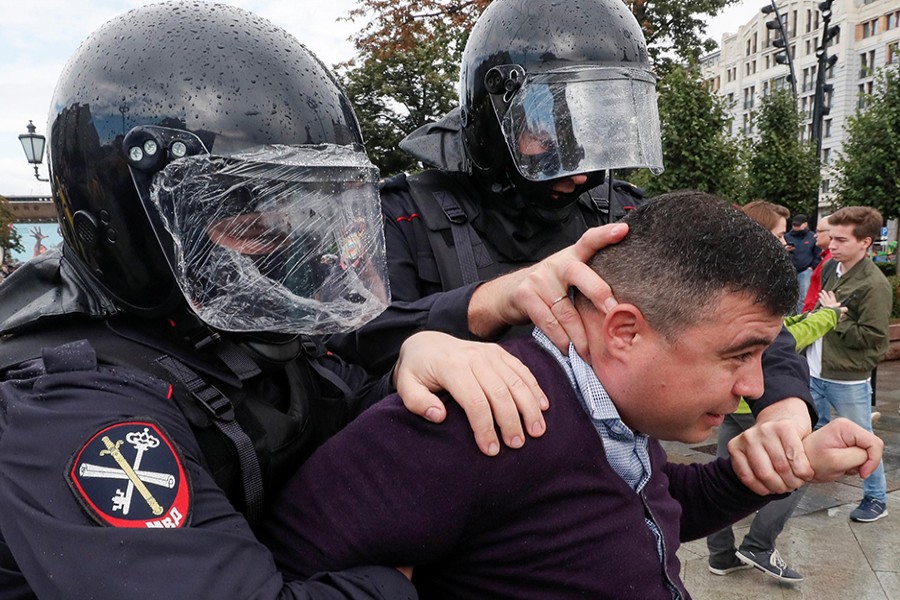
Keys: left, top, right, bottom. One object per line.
{"left": 602, "top": 304, "right": 647, "bottom": 355}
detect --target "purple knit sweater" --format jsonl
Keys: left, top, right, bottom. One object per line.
{"left": 263, "top": 337, "right": 772, "bottom": 599}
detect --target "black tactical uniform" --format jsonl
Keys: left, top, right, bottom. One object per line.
{"left": 0, "top": 4, "right": 413, "bottom": 598}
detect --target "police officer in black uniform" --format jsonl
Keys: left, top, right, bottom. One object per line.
{"left": 0, "top": 3, "right": 547, "bottom": 597}
{"left": 328, "top": 0, "right": 660, "bottom": 376}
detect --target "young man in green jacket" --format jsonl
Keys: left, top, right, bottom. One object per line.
{"left": 809, "top": 206, "right": 893, "bottom": 522}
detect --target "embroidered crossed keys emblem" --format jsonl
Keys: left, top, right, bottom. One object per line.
{"left": 78, "top": 427, "right": 173, "bottom": 516}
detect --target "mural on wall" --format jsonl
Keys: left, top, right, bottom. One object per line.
{"left": 6, "top": 222, "right": 63, "bottom": 263}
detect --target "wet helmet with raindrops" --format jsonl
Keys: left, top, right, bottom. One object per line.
{"left": 48, "top": 1, "right": 388, "bottom": 334}
{"left": 458, "top": 0, "right": 664, "bottom": 202}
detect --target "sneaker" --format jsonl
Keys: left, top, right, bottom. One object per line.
{"left": 708, "top": 551, "right": 752, "bottom": 576}
{"left": 735, "top": 548, "right": 804, "bottom": 582}
{"left": 871, "top": 411, "right": 882, "bottom": 427}
{"left": 850, "top": 497, "right": 888, "bottom": 522}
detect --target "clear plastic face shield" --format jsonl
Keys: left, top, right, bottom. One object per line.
{"left": 487, "top": 65, "right": 664, "bottom": 181}
{"left": 135, "top": 140, "right": 389, "bottom": 335}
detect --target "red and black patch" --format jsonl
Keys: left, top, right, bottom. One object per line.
{"left": 67, "top": 420, "right": 192, "bottom": 528}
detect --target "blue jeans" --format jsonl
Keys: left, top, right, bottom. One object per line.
{"left": 811, "top": 376, "right": 886, "bottom": 501}
{"left": 796, "top": 268, "right": 812, "bottom": 314}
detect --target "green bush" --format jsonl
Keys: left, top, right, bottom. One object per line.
{"left": 876, "top": 261, "right": 897, "bottom": 277}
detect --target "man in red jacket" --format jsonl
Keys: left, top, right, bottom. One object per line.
{"left": 802, "top": 216, "right": 833, "bottom": 312}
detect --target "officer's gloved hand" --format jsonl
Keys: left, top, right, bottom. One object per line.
{"left": 393, "top": 331, "right": 548, "bottom": 456}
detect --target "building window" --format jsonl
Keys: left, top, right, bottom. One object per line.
{"left": 824, "top": 119, "right": 832, "bottom": 138}
{"left": 806, "top": 39, "right": 812, "bottom": 55}
{"left": 823, "top": 148, "right": 831, "bottom": 165}
{"left": 888, "top": 42, "right": 899, "bottom": 65}
{"left": 806, "top": 9, "right": 812, "bottom": 33}
{"left": 746, "top": 38, "right": 752, "bottom": 56}
{"left": 822, "top": 179, "right": 831, "bottom": 193}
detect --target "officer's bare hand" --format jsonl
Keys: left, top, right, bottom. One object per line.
{"left": 728, "top": 397, "right": 814, "bottom": 495}
{"left": 803, "top": 418, "right": 883, "bottom": 481}
{"left": 394, "top": 331, "right": 548, "bottom": 456}
{"left": 467, "top": 223, "right": 628, "bottom": 360}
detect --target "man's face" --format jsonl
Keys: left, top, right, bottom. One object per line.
{"left": 814, "top": 220, "right": 831, "bottom": 250}
{"left": 607, "top": 292, "right": 782, "bottom": 443}
{"left": 517, "top": 128, "right": 588, "bottom": 202}
{"left": 828, "top": 223, "right": 871, "bottom": 266}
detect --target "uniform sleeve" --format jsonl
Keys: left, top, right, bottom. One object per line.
{"left": 0, "top": 342, "right": 414, "bottom": 600}
{"left": 746, "top": 325, "right": 816, "bottom": 423}
{"left": 784, "top": 307, "right": 839, "bottom": 352}
{"left": 326, "top": 185, "right": 479, "bottom": 375}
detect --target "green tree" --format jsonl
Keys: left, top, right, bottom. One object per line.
{"left": 626, "top": 0, "right": 738, "bottom": 64}
{"left": 339, "top": 1, "right": 488, "bottom": 175}
{"left": 630, "top": 63, "right": 746, "bottom": 200}
{"left": 745, "top": 88, "right": 819, "bottom": 216}
{"left": 340, "top": 29, "right": 460, "bottom": 175}
{"left": 832, "top": 64, "right": 900, "bottom": 220}
{"left": 0, "top": 196, "right": 23, "bottom": 263}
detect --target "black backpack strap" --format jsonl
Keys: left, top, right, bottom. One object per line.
{"left": 406, "top": 171, "right": 494, "bottom": 289}
{"left": 155, "top": 355, "right": 265, "bottom": 524}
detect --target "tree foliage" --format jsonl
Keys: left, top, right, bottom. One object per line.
{"left": 630, "top": 63, "right": 745, "bottom": 200}
{"left": 0, "top": 197, "right": 23, "bottom": 263}
{"left": 745, "top": 88, "right": 819, "bottom": 216}
{"left": 339, "top": 29, "right": 461, "bottom": 176}
{"left": 832, "top": 64, "right": 900, "bottom": 220}
{"left": 625, "top": 0, "right": 737, "bottom": 64}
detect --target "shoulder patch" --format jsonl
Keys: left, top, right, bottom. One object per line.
{"left": 67, "top": 420, "right": 192, "bottom": 528}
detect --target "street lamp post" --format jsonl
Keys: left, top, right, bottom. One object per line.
{"left": 762, "top": 0, "right": 798, "bottom": 97}
{"left": 18, "top": 120, "right": 49, "bottom": 182}
{"left": 810, "top": 0, "right": 840, "bottom": 222}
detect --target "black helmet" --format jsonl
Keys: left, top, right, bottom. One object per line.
{"left": 48, "top": 2, "right": 388, "bottom": 333}
{"left": 459, "top": 0, "right": 664, "bottom": 198}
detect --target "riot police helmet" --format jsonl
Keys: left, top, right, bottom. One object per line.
{"left": 459, "top": 0, "right": 664, "bottom": 202}
{"left": 48, "top": 1, "right": 388, "bottom": 334}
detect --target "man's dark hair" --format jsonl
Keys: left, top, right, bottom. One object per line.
{"left": 587, "top": 190, "right": 797, "bottom": 340}
{"left": 791, "top": 214, "right": 808, "bottom": 226}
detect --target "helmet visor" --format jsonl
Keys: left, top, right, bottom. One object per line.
{"left": 144, "top": 144, "right": 389, "bottom": 335}
{"left": 495, "top": 67, "right": 664, "bottom": 181}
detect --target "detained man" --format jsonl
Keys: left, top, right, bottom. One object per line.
{"left": 260, "top": 192, "right": 881, "bottom": 599}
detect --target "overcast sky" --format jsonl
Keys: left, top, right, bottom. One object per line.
{"left": 0, "top": 0, "right": 759, "bottom": 197}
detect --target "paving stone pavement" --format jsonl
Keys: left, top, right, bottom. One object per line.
{"left": 664, "top": 359, "right": 900, "bottom": 600}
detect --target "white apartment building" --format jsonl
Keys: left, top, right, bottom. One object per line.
{"left": 700, "top": 0, "right": 900, "bottom": 210}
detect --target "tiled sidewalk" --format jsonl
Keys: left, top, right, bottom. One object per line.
{"left": 666, "top": 359, "right": 900, "bottom": 600}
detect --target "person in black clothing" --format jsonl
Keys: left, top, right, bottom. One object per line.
{"left": 786, "top": 214, "right": 822, "bottom": 313}
{"left": 0, "top": 4, "right": 548, "bottom": 598}
{"left": 328, "top": 0, "right": 826, "bottom": 495}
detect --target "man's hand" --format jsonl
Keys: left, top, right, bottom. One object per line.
{"left": 394, "top": 331, "right": 548, "bottom": 456}
{"left": 467, "top": 223, "right": 628, "bottom": 360}
{"left": 803, "top": 418, "right": 883, "bottom": 481}
{"left": 728, "top": 397, "right": 814, "bottom": 495}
